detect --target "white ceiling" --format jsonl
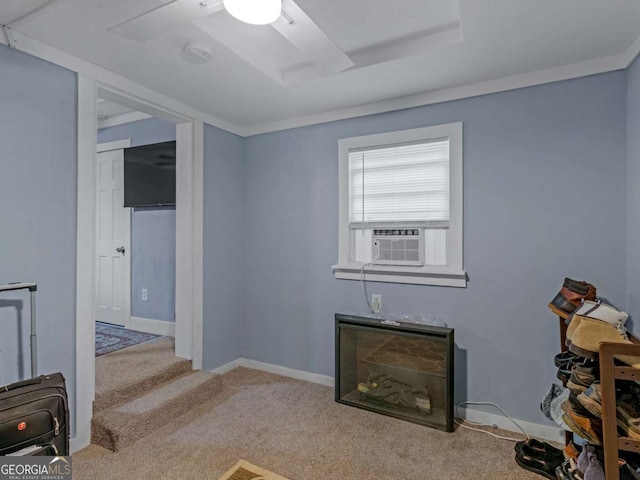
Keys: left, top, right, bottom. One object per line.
{"left": 97, "top": 98, "right": 135, "bottom": 119}
{"left": 3, "top": 0, "right": 640, "bottom": 133}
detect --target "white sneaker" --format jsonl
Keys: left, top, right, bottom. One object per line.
{"left": 575, "top": 299, "right": 628, "bottom": 327}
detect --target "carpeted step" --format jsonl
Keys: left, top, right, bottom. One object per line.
{"left": 92, "top": 371, "right": 223, "bottom": 452}
{"left": 93, "top": 337, "right": 192, "bottom": 413}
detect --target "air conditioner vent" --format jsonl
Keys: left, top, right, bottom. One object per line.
{"left": 372, "top": 229, "right": 424, "bottom": 266}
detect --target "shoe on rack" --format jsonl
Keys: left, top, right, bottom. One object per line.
{"left": 620, "top": 462, "right": 640, "bottom": 480}
{"left": 549, "top": 278, "right": 597, "bottom": 319}
{"left": 562, "top": 409, "right": 602, "bottom": 445}
{"left": 577, "top": 382, "right": 602, "bottom": 419}
{"left": 575, "top": 299, "right": 629, "bottom": 326}
{"left": 541, "top": 384, "right": 563, "bottom": 421}
{"left": 577, "top": 443, "right": 594, "bottom": 474}
{"left": 569, "top": 317, "right": 640, "bottom": 367}
{"left": 550, "top": 388, "right": 572, "bottom": 431}
{"left": 561, "top": 393, "right": 595, "bottom": 420}
{"left": 555, "top": 351, "right": 582, "bottom": 369}
{"left": 617, "top": 399, "right": 640, "bottom": 439}
{"left": 584, "top": 454, "right": 604, "bottom": 480}
{"left": 567, "top": 364, "right": 598, "bottom": 395}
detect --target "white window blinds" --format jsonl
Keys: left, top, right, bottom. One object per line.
{"left": 349, "top": 138, "right": 450, "bottom": 226}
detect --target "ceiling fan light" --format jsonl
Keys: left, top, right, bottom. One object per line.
{"left": 223, "top": 0, "right": 282, "bottom": 25}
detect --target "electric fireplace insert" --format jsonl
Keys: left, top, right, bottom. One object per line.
{"left": 335, "top": 313, "right": 454, "bottom": 432}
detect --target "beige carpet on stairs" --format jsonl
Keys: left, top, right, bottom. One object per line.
{"left": 76, "top": 367, "right": 542, "bottom": 480}
{"left": 93, "top": 337, "right": 192, "bottom": 413}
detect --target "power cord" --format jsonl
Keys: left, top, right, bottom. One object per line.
{"left": 455, "top": 401, "right": 530, "bottom": 442}
{"left": 360, "top": 262, "right": 374, "bottom": 315}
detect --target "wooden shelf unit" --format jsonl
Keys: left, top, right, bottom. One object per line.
{"left": 599, "top": 341, "right": 640, "bottom": 480}
{"left": 557, "top": 314, "right": 574, "bottom": 445}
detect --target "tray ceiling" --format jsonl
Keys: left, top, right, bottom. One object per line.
{"left": 3, "top": 0, "right": 640, "bottom": 131}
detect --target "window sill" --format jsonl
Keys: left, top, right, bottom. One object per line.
{"left": 332, "top": 264, "right": 467, "bottom": 287}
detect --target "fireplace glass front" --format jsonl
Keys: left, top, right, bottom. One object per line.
{"left": 335, "top": 314, "right": 454, "bottom": 432}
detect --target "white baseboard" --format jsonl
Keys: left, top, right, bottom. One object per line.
{"left": 211, "top": 358, "right": 563, "bottom": 442}
{"left": 456, "top": 406, "right": 564, "bottom": 443}
{"left": 70, "top": 431, "right": 91, "bottom": 454}
{"left": 130, "top": 316, "right": 175, "bottom": 337}
{"left": 210, "top": 358, "right": 242, "bottom": 375}
{"left": 210, "top": 357, "right": 334, "bottom": 387}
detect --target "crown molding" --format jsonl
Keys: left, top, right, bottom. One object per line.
{"left": 243, "top": 52, "right": 628, "bottom": 136}
{"left": 2, "top": 27, "right": 638, "bottom": 138}
{"left": 624, "top": 32, "right": 640, "bottom": 68}
{"left": 1, "top": 29, "right": 245, "bottom": 136}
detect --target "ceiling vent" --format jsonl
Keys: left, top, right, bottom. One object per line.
{"left": 181, "top": 43, "right": 213, "bottom": 64}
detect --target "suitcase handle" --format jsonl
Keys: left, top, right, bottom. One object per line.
{"left": 0, "top": 283, "right": 37, "bottom": 293}
{"left": 3, "top": 377, "right": 42, "bottom": 392}
{"left": 0, "top": 283, "right": 38, "bottom": 377}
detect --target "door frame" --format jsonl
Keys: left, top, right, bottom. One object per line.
{"left": 75, "top": 77, "right": 204, "bottom": 450}
{"left": 96, "top": 139, "right": 132, "bottom": 329}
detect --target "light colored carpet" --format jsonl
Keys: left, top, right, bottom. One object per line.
{"left": 76, "top": 367, "right": 540, "bottom": 480}
{"left": 93, "top": 337, "right": 192, "bottom": 413}
{"left": 92, "top": 371, "right": 223, "bottom": 452}
{"left": 219, "top": 460, "right": 290, "bottom": 480}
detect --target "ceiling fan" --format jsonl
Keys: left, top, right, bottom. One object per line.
{"left": 108, "top": 0, "right": 353, "bottom": 84}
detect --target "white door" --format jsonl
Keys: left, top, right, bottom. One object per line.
{"left": 95, "top": 148, "right": 130, "bottom": 326}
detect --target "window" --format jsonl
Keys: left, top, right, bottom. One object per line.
{"left": 333, "top": 123, "right": 465, "bottom": 287}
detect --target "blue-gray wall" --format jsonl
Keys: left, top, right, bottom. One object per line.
{"left": 202, "top": 124, "right": 245, "bottom": 369}
{"left": 628, "top": 56, "right": 640, "bottom": 334}
{"left": 98, "top": 118, "right": 176, "bottom": 322}
{"left": 131, "top": 207, "right": 176, "bottom": 322}
{"left": 243, "top": 72, "right": 628, "bottom": 425}
{"left": 0, "top": 45, "right": 77, "bottom": 428}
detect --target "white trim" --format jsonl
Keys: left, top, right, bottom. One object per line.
{"left": 69, "top": 431, "right": 91, "bottom": 454}
{"left": 130, "top": 316, "right": 176, "bottom": 337}
{"left": 210, "top": 358, "right": 243, "bottom": 375}
{"left": 96, "top": 139, "right": 130, "bottom": 153}
{"left": 456, "top": 407, "right": 565, "bottom": 444}
{"left": 213, "top": 358, "right": 335, "bottom": 387}
{"left": 336, "top": 123, "right": 465, "bottom": 287}
{"left": 75, "top": 75, "right": 98, "bottom": 442}
{"left": 98, "top": 111, "right": 153, "bottom": 130}
{"left": 3, "top": 30, "right": 244, "bottom": 136}
{"left": 210, "top": 359, "right": 562, "bottom": 442}
{"left": 332, "top": 266, "right": 467, "bottom": 287}
{"left": 243, "top": 53, "right": 627, "bottom": 136}
{"left": 624, "top": 32, "right": 640, "bottom": 67}
{"left": 192, "top": 120, "right": 204, "bottom": 370}
{"left": 174, "top": 122, "right": 195, "bottom": 361}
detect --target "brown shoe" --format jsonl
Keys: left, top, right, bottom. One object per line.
{"left": 569, "top": 317, "right": 640, "bottom": 367}
{"left": 549, "top": 278, "right": 597, "bottom": 318}
{"left": 561, "top": 409, "right": 602, "bottom": 445}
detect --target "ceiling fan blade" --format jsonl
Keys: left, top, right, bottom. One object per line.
{"left": 109, "top": 0, "right": 224, "bottom": 42}
{"left": 271, "top": 0, "right": 353, "bottom": 76}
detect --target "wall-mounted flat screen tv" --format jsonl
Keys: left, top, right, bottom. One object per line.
{"left": 124, "top": 141, "right": 176, "bottom": 207}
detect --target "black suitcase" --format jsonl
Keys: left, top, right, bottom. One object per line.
{"left": 0, "top": 283, "right": 70, "bottom": 456}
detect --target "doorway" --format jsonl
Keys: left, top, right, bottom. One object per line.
{"left": 74, "top": 77, "right": 204, "bottom": 450}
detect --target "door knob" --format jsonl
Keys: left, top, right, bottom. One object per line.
{"left": 116, "top": 247, "right": 126, "bottom": 254}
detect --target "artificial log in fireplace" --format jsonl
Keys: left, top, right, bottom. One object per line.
{"left": 335, "top": 314, "right": 454, "bottom": 432}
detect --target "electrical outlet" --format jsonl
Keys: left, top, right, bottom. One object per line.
{"left": 141, "top": 289, "right": 148, "bottom": 302}
{"left": 371, "top": 294, "right": 382, "bottom": 313}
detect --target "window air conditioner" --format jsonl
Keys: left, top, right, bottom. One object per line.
{"left": 372, "top": 228, "right": 424, "bottom": 266}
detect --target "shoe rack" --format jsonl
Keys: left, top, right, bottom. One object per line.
{"left": 599, "top": 341, "right": 640, "bottom": 480}
{"left": 557, "top": 314, "right": 575, "bottom": 446}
